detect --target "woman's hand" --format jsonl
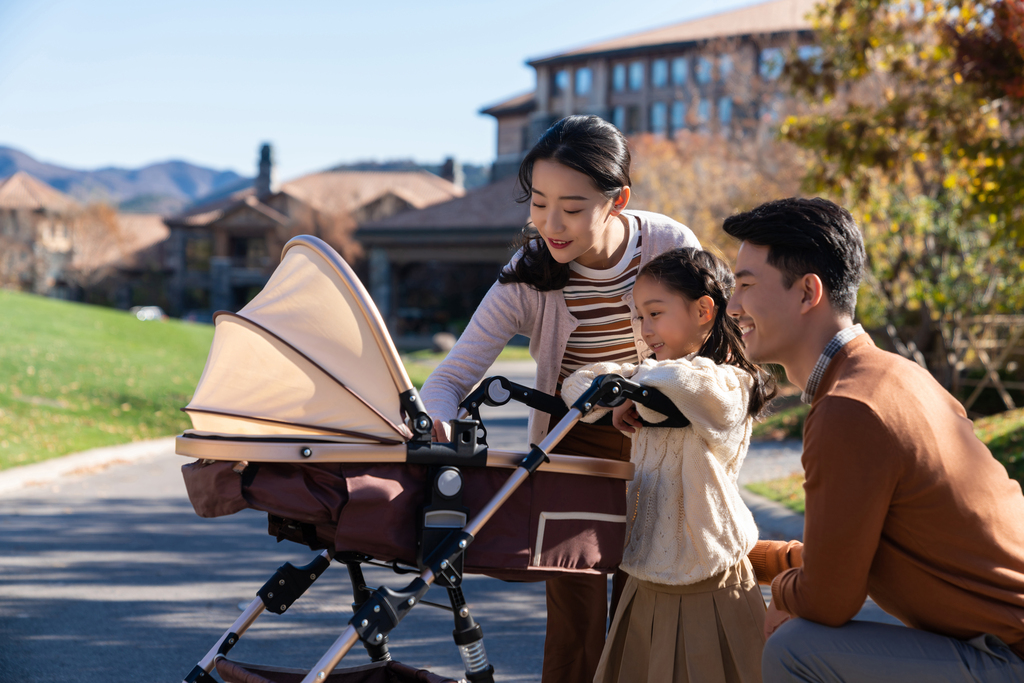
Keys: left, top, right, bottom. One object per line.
{"left": 431, "top": 418, "right": 452, "bottom": 442}
{"left": 612, "top": 399, "right": 641, "bottom": 433}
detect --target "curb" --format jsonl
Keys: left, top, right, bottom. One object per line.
{"left": 0, "top": 436, "right": 176, "bottom": 495}
{"left": 741, "top": 488, "right": 805, "bottom": 542}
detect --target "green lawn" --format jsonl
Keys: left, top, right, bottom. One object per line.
{"left": 0, "top": 289, "right": 214, "bottom": 470}
{"left": 0, "top": 290, "right": 537, "bottom": 471}
{"left": 747, "top": 407, "right": 1024, "bottom": 513}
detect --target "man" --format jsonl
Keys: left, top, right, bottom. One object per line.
{"left": 724, "top": 197, "right": 1024, "bottom": 682}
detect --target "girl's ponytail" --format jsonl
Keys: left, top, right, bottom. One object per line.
{"left": 638, "top": 248, "right": 777, "bottom": 418}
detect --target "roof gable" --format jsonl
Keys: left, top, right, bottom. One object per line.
{"left": 0, "top": 171, "right": 81, "bottom": 213}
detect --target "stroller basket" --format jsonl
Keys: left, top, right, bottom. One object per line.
{"left": 214, "top": 658, "right": 456, "bottom": 683}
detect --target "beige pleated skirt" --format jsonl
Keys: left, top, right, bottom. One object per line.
{"left": 593, "top": 558, "right": 767, "bottom": 683}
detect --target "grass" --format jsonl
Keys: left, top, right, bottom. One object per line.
{"left": 746, "top": 406, "right": 1024, "bottom": 513}
{"left": 0, "top": 290, "right": 539, "bottom": 471}
{"left": 0, "top": 289, "right": 214, "bottom": 470}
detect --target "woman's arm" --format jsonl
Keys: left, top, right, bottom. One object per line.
{"left": 421, "top": 278, "right": 537, "bottom": 435}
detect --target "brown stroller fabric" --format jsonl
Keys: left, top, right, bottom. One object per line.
{"left": 183, "top": 458, "right": 626, "bottom": 579}
{"left": 215, "top": 657, "right": 457, "bottom": 683}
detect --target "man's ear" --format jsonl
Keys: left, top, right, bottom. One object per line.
{"left": 798, "top": 273, "right": 825, "bottom": 314}
{"left": 610, "top": 186, "right": 631, "bottom": 216}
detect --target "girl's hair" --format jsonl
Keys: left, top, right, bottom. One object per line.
{"left": 638, "top": 247, "right": 777, "bottom": 418}
{"left": 498, "top": 115, "right": 631, "bottom": 291}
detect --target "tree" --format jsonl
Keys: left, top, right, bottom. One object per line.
{"left": 781, "top": 0, "right": 1024, "bottom": 351}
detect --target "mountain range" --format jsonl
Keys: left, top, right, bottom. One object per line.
{"left": 0, "top": 146, "right": 251, "bottom": 215}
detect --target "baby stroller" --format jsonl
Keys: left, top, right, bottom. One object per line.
{"left": 177, "top": 235, "right": 688, "bottom": 683}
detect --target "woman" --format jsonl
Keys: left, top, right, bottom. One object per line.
{"left": 421, "top": 114, "right": 699, "bottom": 683}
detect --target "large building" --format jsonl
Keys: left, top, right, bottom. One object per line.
{"left": 483, "top": 0, "right": 817, "bottom": 178}
{"left": 164, "top": 145, "right": 465, "bottom": 318}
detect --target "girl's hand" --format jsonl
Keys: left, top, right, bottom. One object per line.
{"left": 764, "top": 601, "right": 794, "bottom": 639}
{"left": 431, "top": 418, "right": 452, "bottom": 442}
{"left": 612, "top": 400, "right": 641, "bottom": 433}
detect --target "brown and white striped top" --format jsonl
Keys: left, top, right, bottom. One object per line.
{"left": 559, "top": 219, "right": 643, "bottom": 384}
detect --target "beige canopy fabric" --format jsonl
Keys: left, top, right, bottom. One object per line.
{"left": 184, "top": 236, "right": 414, "bottom": 443}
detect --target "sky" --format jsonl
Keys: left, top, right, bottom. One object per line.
{"left": 0, "top": 0, "right": 763, "bottom": 181}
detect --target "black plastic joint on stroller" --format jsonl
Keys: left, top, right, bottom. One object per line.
{"left": 256, "top": 553, "right": 332, "bottom": 615}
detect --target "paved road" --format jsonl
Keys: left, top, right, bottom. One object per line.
{"left": 0, "top": 360, "right": 894, "bottom": 683}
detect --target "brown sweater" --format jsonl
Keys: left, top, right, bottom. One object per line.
{"left": 767, "top": 335, "right": 1024, "bottom": 656}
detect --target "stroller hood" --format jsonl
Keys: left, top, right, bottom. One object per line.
{"left": 184, "top": 236, "right": 413, "bottom": 444}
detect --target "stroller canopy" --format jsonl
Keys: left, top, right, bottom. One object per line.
{"left": 184, "top": 236, "right": 414, "bottom": 444}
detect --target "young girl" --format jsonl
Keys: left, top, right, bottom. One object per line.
{"left": 421, "top": 115, "right": 700, "bottom": 683}
{"left": 561, "top": 247, "right": 776, "bottom": 683}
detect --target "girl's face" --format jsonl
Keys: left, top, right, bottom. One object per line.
{"left": 633, "top": 275, "right": 714, "bottom": 361}
{"left": 530, "top": 159, "right": 628, "bottom": 269}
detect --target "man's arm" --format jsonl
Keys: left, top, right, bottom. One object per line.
{"left": 771, "top": 397, "right": 902, "bottom": 626}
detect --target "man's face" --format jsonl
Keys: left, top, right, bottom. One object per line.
{"left": 727, "top": 242, "right": 806, "bottom": 365}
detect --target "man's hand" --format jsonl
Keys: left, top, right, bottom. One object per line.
{"left": 431, "top": 418, "right": 452, "bottom": 442}
{"left": 612, "top": 399, "right": 641, "bottom": 433}
{"left": 764, "top": 600, "right": 794, "bottom": 640}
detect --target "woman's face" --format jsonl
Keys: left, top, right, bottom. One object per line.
{"left": 529, "top": 159, "right": 627, "bottom": 269}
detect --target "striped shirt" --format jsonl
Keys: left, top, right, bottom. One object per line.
{"left": 559, "top": 219, "right": 643, "bottom": 384}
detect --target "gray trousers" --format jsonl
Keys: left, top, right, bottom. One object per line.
{"left": 762, "top": 618, "right": 1024, "bottom": 683}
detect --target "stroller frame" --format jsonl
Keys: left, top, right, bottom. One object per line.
{"left": 178, "top": 235, "right": 689, "bottom": 683}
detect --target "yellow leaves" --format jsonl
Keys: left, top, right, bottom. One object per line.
{"left": 913, "top": 151, "right": 927, "bottom": 162}
{"left": 943, "top": 174, "right": 958, "bottom": 189}
{"left": 891, "top": 222, "right": 901, "bottom": 233}
{"left": 987, "top": 117, "right": 1000, "bottom": 130}
{"left": 954, "top": 72, "right": 964, "bottom": 85}
{"left": 991, "top": 214, "right": 999, "bottom": 225}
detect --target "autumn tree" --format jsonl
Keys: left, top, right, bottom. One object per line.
{"left": 781, "top": 0, "right": 1024, "bottom": 352}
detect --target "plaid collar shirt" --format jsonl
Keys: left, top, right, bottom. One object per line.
{"left": 801, "top": 324, "right": 866, "bottom": 404}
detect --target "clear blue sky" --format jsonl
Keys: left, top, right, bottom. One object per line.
{"left": 0, "top": 0, "right": 762, "bottom": 180}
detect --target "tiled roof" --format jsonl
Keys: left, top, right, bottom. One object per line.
{"left": 281, "top": 170, "right": 464, "bottom": 216}
{"left": 528, "top": 0, "right": 817, "bottom": 65}
{"left": 166, "top": 170, "right": 464, "bottom": 229}
{"left": 358, "top": 177, "right": 529, "bottom": 232}
{"left": 480, "top": 91, "right": 537, "bottom": 116}
{"left": 0, "top": 171, "right": 81, "bottom": 213}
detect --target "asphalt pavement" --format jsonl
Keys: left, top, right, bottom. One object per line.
{"left": 0, "top": 360, "right": 894, "bottom": 683}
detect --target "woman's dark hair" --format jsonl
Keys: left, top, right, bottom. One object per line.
{"left": 498, "top": 115, "right": 631, "bottom": 291}
{"left": 722, "top": 197, "right": 864, "bottom": 317}
{"left": 638, "top": 247, "right": 778, "bottom": 418}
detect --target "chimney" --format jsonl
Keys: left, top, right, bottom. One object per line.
{"left": 255, "top": 143, "right": 273, "bottom": 197}
{"left": 440, "top": 156, "right": 464, "bottom": 190}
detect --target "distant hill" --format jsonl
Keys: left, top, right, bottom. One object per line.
{"left": 0, "top": 146, "right": 250, "bottom": 216}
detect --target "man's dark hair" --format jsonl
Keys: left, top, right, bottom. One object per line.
{"left": 722, "top": 197, "right": 865, "bottom": 317}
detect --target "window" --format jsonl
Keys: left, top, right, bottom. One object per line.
{"left": 650, "top": 102, "right": 668, "bottom": 134}
{"left": 612, "top": 105, "right": 626, "bottom": 131}
{"left": 612, "top": 64, "right": 627, "bottom": 92}
{"left": 626, "top": 105, "right": 643, "bottom": 133}
{"left": 652, "top": 59, "right": 668, "bottom": 88}
{"left": 760, "top": 47, "right": 784, "bottom": 80}
{"left": 719, "top": 54, "right": 733, "bottom": 81}
{"left": 798, "top": 45, "right": 824, "bottom": 72}
{"left": 185, "top": 237, "right": 212, "bottom": 272}
{"left": 552, "top": 69, "right": 570, "bottom": 95}
{"left": 697, "top": 98, "right": 711, "bottom": 130}
{"left": 671, "top": 101, "right": 687, "bottom": 132}
{"left": 718, "top": 97, "right": 733, "bottom": 125}
{"left": 575, "top": 67, "right": 593, "bottom": 96}
{"left": 671, "top": 57, "right": 688, "bottom": 86}
{"left": 695, "top": 57, "right": 713, "bottom": 85}
{"left": 629, "top": 61, "right": 645, "bottom": 91}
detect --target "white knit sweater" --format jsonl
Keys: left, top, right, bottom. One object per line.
{"left": 561, "top": 356, "right": 759, "bottom": 585}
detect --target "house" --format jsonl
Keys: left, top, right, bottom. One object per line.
{"left": 483, "top": 0, "right": 818, "bottom": 178}
{"left": 355, "top": 177, "right": 528, "bottom": 343}
{"left": 163, "top": 145, "right": 465, "bottom": 318}
{"left": 354, "top": 0, "right": 819, "bottom": 344}
{"left": 0, "top": 170, "right": 170, "bottom": 304}
{"left": 0, "top": 171, "right": 80, "bottom": 295}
